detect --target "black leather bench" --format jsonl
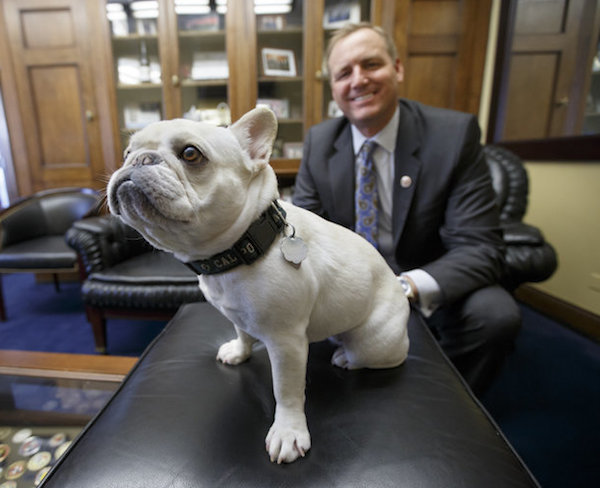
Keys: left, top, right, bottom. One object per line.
{"left": 43, "top": 302, "right": 539, "bottom": 487}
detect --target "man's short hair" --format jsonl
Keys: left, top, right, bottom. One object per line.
{"left": 324, "top": 22, "right": 398, "bottom": 79}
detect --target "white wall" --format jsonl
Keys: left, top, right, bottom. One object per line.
{"left": 524, "top": 162, "right": 600, "bottom": 315}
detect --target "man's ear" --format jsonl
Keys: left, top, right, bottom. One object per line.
{"left": 395, "top": 58, "right": 404, "bottom": 83}
{"left": 229, "top": 107, "right": 278, "bottom": 171}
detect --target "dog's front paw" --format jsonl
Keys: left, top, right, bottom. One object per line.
{"left": 216, "top": 338, "right": 252, "bottom": 365}
{"left": 265, "top": 419, "right": 311, "bottom": 464}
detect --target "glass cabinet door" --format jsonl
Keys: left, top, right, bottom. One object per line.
{"left": 255, "top": 0, "right": 304, "bottom": 160}
{"left": 106, "top": 0, "right": 164, "bottom": 149}
{"left": 175, "top": 0, "right": 230, "bottom": 125}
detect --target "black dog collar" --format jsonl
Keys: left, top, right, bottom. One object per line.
{"left": 186, "top": 201, "right": 286, "bottom": 275}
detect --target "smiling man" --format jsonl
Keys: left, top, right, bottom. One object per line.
{"left": 327, "top": 25, "right": 403, "bottom": 138}
{"left": 293, "top": 23, "right": 521, "bottom": 396}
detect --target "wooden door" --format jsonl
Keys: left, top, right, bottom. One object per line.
{"left": 2, "top": 0, "right": 106, "bottom": 191}
{"left": 395, "top": 0, "right": 493, "bottom": 115}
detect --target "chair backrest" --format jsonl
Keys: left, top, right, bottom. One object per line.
{"left": 39, "top": 190, "right": 101, "bottom": 235}
{"left": 482, "top": 145, "right": 529, "bottom": 223}
{"left": 0, "top": 187, "right": 100, "bottom": 247}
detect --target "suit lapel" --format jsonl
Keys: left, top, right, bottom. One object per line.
{"left": 392, "top": 102, "right": 422, "bottom": 246}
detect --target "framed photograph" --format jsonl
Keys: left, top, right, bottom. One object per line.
{"left": 323, "top": 2, "right": 361, "bottom": 29}
{"left": 283, "top": 142, "right": 303, "bottom": 159}
{"left": 258, "top": 15, "right": 286, "bottom": 31}
{"left": 256, "top": 98, "right": 290, "bottom": 119}
{"left": 261, "top": 48, "right": 297, "bottom": 77}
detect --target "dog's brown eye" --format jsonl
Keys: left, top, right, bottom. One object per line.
{"left": 181, "top": 145, "right": 204, "bottom": 164}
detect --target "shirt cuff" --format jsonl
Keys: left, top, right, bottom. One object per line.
{"left": 401, "top": 269, "right": 441, "bottom": 318}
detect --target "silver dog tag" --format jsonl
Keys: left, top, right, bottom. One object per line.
{"left": 280, "top": 236, "right": 307, "bottom": 265}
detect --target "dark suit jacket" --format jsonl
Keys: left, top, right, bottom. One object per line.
{"left": 293, "top": 99, "right": 505, "bottom": 305}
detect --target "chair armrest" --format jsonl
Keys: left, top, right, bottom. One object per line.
{"left": 502, "top": 221, "right": 544, "bottom": 245}
{"left": 66, "top": 215, "right": 153, "bottom": 277}
{"left": 501, "top": 222, "right": 558, "bottom": 289}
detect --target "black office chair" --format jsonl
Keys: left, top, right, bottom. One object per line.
{"left": 0, "top": 187, "right": 100, "bottom": 319}
{"left": 483, "top": 145, "right": 558, "bottom": 289}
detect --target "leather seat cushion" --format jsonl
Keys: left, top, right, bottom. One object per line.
{"left": 82, "top": 251, "right": 204, "bottom": 309}
{"left": 0, "top": 235, "right": 77, "bottom": 269}
{"left": 88, "top": 251, "right": 197, "bottom": 284}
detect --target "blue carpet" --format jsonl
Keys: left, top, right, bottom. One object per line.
{"left": 481, "top": 305, "right": 600, "bottom": 488}
{"left": 0, "top": 272, "right": 599, "bottom": 487}
{"left": 0, "top": 273, "right": 166, "bottom": 356}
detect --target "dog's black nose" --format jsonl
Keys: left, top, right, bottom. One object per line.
{"left": 133, "top": 151, "right": 161, "bottom": 167}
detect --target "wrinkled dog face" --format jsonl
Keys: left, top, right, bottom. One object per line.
{"left": 107, "top": 118, "right": 262, "bottom": 258}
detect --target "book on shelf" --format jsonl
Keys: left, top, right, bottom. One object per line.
{"left": 123, "top": 102, "right": 161, "bottom": 130}
{"left": 190, "top": 52, "right": 229, "bottom": 81}
{"left": 179, "top": 13, "right": 220, "bottom": 31}
{"left": 117, "top": 57, "right": 161, "bottom": 85}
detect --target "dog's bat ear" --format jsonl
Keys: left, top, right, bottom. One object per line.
{"left": 230, "top": 107, "right": 278, "bottom": 171}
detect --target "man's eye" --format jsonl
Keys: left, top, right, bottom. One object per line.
{"left": 365, "top": 60, "right": 382, "bottom": 70}
{"left": 180, "top": 146, "right": 205, "bottom": 164}
{"left": 334, "top": 70, "right": 350, "bottom": 81}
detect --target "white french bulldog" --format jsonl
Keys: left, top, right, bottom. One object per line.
{"left": 107, "top": 107, "right": 409, "bottom": 464}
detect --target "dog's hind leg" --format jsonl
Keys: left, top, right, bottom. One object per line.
{"left": 217, "top": 325, "right": 256, "bottom": 365}
{"left": 332, "top": 301, "right": 410, "bottom": 370}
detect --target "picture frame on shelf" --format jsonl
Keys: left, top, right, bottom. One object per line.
{"left": 283, "top": 142, "right": 303, "bottom": 159}
{"left": 256, "top": 98, "right": 290, "bottom": 119}
{"left": 258, "top": 15, "right": 286, "bottom": 31}
{"left": 323, "top": 2, "right": 361, "bottom": 29}
{"left": 261, "top": 48, "right": 297, "bottom": 77}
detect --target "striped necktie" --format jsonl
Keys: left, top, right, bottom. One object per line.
{"left": 355, "top": 140, "right": 379, "bottom": 248}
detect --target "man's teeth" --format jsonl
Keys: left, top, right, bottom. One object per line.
{"left": 353, "top": 93, "right": 374, "bottom": 102}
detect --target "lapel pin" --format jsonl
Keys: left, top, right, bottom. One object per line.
{"left": 400, "top": 175, "right": 412, "bottom": 188}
